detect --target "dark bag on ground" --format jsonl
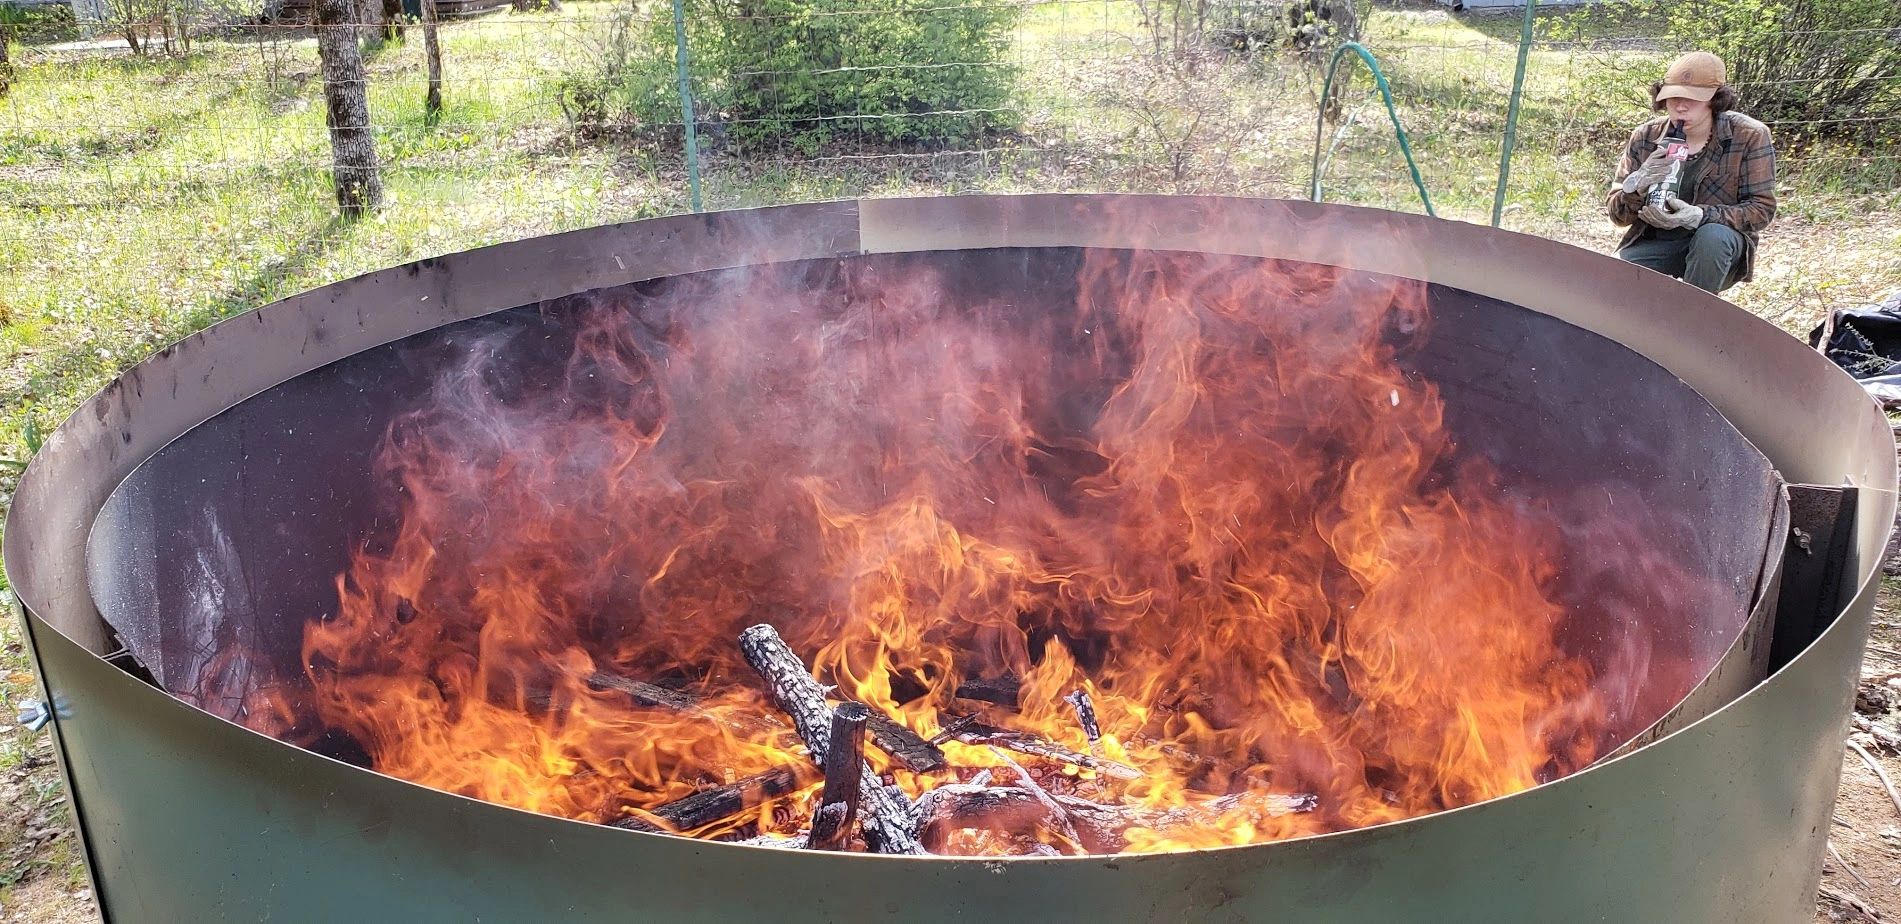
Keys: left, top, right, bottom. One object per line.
{"left": 1810, "top": 291, "right": 1901, "bottom": 405}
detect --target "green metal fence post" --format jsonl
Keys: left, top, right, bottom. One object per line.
{"left": 670, "top": 0, "right": 703, "bottom": 212}
{"left": 1491, "top": 0, "right": 1539, "bottom": 227}
{"left": 1309, "top": 41, "right": 1435, "bottom": 218}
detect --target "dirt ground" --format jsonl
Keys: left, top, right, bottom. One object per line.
{"left": 1818, "top": 594, "right": 1901, "bottom": 923}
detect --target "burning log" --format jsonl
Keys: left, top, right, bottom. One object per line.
{"left": 738, "top": 624, "right": 926, "bottom": 855}
{"left": 954, "top": 674, "right": 1021, "bottom": 708}
{"left": 1065, "top": 689, "right": 1101, "bottom": 747}
{"left": 544, "top": 669, "right": 946, "bottom": 773}
{"left": 929, "top": 713, "right": 981, "bottom": 746}
{"left": 862, "top": 711, "right": 950, "bottom": 773}
{"left": 916, "top": 786, "right": 1319, "bottom": 854}
{"left": 951, "top": 721, "right": 1141, "bottom": 781}
{"left": 986, "top": 747, "right": 1084, "bottom": 853}
{"left": 586, "top": 671, "right": 710, "bottom": 715}
{"left": 807, "top": 703, "right": 869, "bottom": 850}
{"left": 610, "top": 763, "right": 815, "bottom": 834}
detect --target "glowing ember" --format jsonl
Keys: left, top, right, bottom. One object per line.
{"left": 299, "top": 248, "right": 1607, "bottom": 855}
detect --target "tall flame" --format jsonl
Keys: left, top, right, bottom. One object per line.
{"left": 301, "top": 247, "right": 1606, "bottom": 853}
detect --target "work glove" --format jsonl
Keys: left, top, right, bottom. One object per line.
{"left": 1639, "top": 197, "right": 1704, "bottom": 230}
{"left": 1620, "top": 148, "right": 1677, "bottom": 195}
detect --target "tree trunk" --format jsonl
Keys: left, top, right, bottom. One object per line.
{"left": 316, "top": 0, "right": 385, "bottom": 217}
{"left": 422, "top": 0, "right": 442, "bottom": 122}
{"left": 356, "top": 0, "right": 384, "bottom": 49}
{"left": 382, "top": 0, "right": 405, "bottom": 42}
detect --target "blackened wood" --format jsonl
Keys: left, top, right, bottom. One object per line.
{"left": 611, "top": 763, "right": 813, "bottom": 834}
{"left": 738, "top": 624, "right": 925, "bottom": 855}
{"left": 952, "top": 721, "right": 1141, "bottom": 780}
{"left": 954, "top": 674, "right": 1021, "bottom": 708}
{"left": 586, "top": 671, "right": 702, "bottom": 713}
{"left": 807, "top": 703, "right": 869, "bottom": 850}
{"left": 1065, "top": 689, "right": 1101, "bottom": 745}
{"left": 928, "top": 713, "right": 980, "bottom": 746}
{"left": 862, "top": 710, "right": 949, "bottom": 772}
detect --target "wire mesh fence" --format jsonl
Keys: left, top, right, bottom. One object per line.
{"left": 1, "top": 0, "right": 1898, "bottom": 446}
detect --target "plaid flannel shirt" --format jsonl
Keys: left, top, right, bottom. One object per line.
{"left": 1606, "top": 112, "right": 1778, "bottom": 282}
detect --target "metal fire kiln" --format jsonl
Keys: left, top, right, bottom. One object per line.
{"left": 6, "top": 196, "right": 1893, "bottom": 921}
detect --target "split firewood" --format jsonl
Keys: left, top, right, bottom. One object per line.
{"left": 738, "top": 623, "right": 926, "bottom": 855}
{"left": 586, "top": 671, "right": 707, "bottom": 714}
{"left": 950, "top": 720, "right": 1141, "bottom": 781}
{"left": 862, "top": 710, "right": 949, "bottom": 773}
{"left": 610, "top": 763, "right": 815, "bottom": 834}
{"left": 807, "top": 703, "right": 870, "bottom": 850}
{"left": 916, "top": 785, "right": 1319, "bottom": 854}
{"left": 954, "top": 674, "right": 1022, "bottom": 708}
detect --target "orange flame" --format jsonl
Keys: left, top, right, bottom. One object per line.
{"left": 302, "top": 247, "right": 1606, "bottom": 854}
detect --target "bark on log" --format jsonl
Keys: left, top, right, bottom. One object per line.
{"left": 585, "top": 671, "right": 705, "bottom": 713}
{"left": 611, "top": 763, "right": 814, "bottom": 834}
{"left": 862, "top": 711, "right": 948, "bottom": 773}
{"left": 953, "top": 674, "right": 1021, "bottom": 708}
{"left": 421, "top": 0, "right": 442, "bottom": 121}
{"left": 738, "top": 624, "right": 925, "bottom": 855}
{"left": 1065, "top": 689, "right": 1101, "bottom": 745}
{"left": 315, "top": 0, "right": 384, "bottom": 217}
{"left": 807, "top": 703, "right": 868, "bottom": 850}
{"left": 917, "top": 786, "right": 1318, "bottom": 854}
{"left": 952, "top": 722, "right": 1141, "bottom": 781}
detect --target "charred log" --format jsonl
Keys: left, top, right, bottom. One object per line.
{"left": 807, "top": 703, "right": 869, "bottom": 850}
{"left": 585, "top": 671, "right": 705, "bottom": 714}
{"left": 954, "top": 674, "right": 1021, "bottom": 708}
{"left": 1066, "top": 689, "right": 1101, "bottom": 745}
{"left": 951, "top": 721, "right": 1141, "bottom": 781}
{"left": 738, "top": 624, "right": 926, "bottom": 855}
{"left": 862, "top": 710, "right": 949, "bottom": 773}
{"left": 611, "top": 763, "right": 814, "bottom": 834}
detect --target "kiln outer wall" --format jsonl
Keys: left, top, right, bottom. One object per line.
{"left": 7, "top": 196, "right": 1893, "bottom": 922}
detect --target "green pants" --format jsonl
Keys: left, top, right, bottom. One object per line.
{"left": 1616, "top": 223, "right": 1746, "bottom": 294}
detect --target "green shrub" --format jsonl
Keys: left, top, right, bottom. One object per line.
{"left": 1, "top": 2, "right": 82, "bottom": 43}
{"left": 694, "top": 0, "right": 1019, "bottom": 152}
{"left": 559, "top": 0, "right": 1021, "bottom": 153}
{"left": 1586, "top": 0, "right": 1901, "bottom": 143}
